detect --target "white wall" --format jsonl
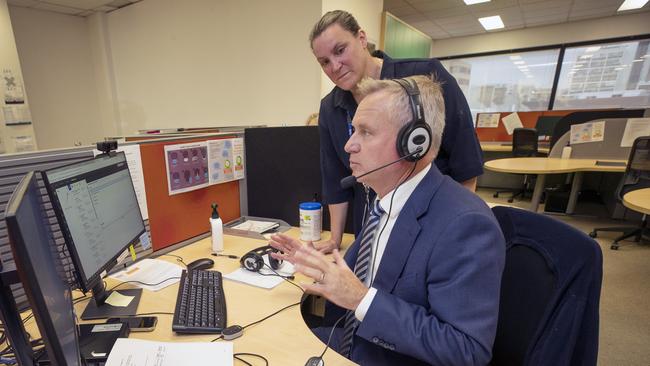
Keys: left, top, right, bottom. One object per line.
{"left": 431, "top": 12, "right": 650, "bottom": 58}
{"left": 107, "top": 0, "right": 322, "bottom": 132}
{"left": 319, "top": 0, "right": 384, "bottom": 97}
{"left": 9, "top": 6, "right": 103, "bottom": 150}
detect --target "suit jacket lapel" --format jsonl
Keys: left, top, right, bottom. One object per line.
{"left": 372, "top": 166, "right": 445, "bottom": 293}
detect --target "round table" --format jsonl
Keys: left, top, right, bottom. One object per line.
{"left": 622, "top": 188, "right": 650, "bottom": 215}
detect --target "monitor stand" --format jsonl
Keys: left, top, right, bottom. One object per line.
{"left": 81, "top": 281, "right": 142, "bottom": 320}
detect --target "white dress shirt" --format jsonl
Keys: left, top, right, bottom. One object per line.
{"left": 354, "top": 163, "right": 431, "bottom": 321}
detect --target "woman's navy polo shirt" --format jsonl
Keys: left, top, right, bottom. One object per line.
{"left": 318, "top": 51, "right": 483, "bottom": 235}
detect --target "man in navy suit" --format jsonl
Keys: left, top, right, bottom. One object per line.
{"left": 270, "top": 75, "right": 505, "bottom": 365}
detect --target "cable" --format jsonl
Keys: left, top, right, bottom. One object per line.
{"left": 234, "top": 353, "right": 269, "bottom": 366}
{"left": 133, "top": 312, "right": 174, "bottom": 316}
{"left": 108, "top": 276, "right": 180, "bottom": 292}
{"left": 241, "top": 301, "right": 300, "bottom": 330}
{"left": 319, "top": 314, "right": 346, "bottom": 359}
{"left": 233, "top": 355, "right": 253, "bottom": 366}
{"left": 261, "top": 263, "right": 304, "bottom": 293}
{"left": 161, "top": 254, "right": 188, "bottom": 267}
{"left": 370, "top": 161, "right": 417, "bottom": 284}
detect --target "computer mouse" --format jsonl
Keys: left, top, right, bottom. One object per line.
{"left": 186, "top": 258, "right": 214, "bottom": 271}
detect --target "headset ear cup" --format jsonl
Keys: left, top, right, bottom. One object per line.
{"left": 241, "top": 252, "right": 263, "bottom": 272}
{"left": 396, "top": 123, "right": 412, "bottom": 159}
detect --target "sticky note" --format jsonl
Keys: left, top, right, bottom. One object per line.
{"left": 129, "top": 245, "right": 137, "bottom": 261}
{"left": 139, "top": 232, "right": 151, "bottom": 250}
{"left": 105, "top": 291, "right": 134, "bottom": 307}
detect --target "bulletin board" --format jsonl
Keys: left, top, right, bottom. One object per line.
{"left": 139, "top": 135, "right": 241, "bottom": 251}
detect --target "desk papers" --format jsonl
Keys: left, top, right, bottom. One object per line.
{"left": 477, "top": 113, "right": 500, "bottom": 128}
{"left": 109, "top": 259, "right": 182, "bottom": 291}
{"left": 621, "top": 118, "right": 650, "bottom": 147}
{"left": 224, "top": 262, "right": 295, "bottom": 289}
{"left": 105, "top": 338, "right": 233, "bottom": 366}
{"left": 570, "top": 121, "right": 605, "bottom": 145}
{"left": 501, "top": 113, "right": 523, "bottom": 135}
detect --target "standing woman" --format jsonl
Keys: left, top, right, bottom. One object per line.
{"left": 311, "top": 10, "right": 483, "bottom": 252}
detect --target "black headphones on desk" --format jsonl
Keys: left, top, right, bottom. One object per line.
{"left": 240, "top": 245, "right": 282, "bottom": 272}
{"left": 393, "top": 78, "right": 432, "bottom": 162}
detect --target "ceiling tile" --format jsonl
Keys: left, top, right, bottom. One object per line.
{"left": 433, "top": 13, "right": 478, "bottom": 26}
{"left": 398, "top": 13, "right": 429, "bottom": 23}
{"left": 41, "top": 0, "right": 114, "bottom": 10}
{"left": 422, "top": 6, "right": 468, "bottom": 19}
{"left": 388, "top": 6, "right": 418, "bottom": 17}
{"left": 569, "top": 6, "right": 619, "bottom": 18}
{"left": 407, "top": 0, "right": 460, "bottom": 13}
{"left": 33, "top": 2, "right": 83, "bottom": 15}
{"left": 7, "top": 0, "right": 40, "bottom": 7}
{"left": 384, "top": 0, "right": 410, "bottom": 8}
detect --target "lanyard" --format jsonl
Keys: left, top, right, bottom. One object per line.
{"left": 346, "top": 111, "right": 354, "bottom": 137}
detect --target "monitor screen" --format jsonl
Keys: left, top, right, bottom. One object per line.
{"left": 5, "top": 171, "right": 82, "bottom": 365}
{"left": 43, "top": 152, "right": 145, "bottom": 293}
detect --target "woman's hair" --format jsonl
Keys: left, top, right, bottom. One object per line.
{"left": 309, "top": 10, "right": 360, "bottom": 46}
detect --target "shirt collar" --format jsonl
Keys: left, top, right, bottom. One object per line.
{"left": 376, "top": 163, "right": 431, "bottom": 219}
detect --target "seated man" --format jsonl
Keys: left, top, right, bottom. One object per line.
{"left": 270, "top": 75, "right": 505, "bottom": 365}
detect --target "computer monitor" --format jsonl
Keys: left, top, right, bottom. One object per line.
{"left": 5, "top": 171, "right": 83, "bottom": 365}
{"left": 43, "top": 151, "right": 146, "bottom": 320}
{"left": 535, "top": 116, "right": 562, "bottom": 140}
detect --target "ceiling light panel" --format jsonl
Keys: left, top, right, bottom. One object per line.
{"left": 478, "top": 15, "right": 504, "bottom": 30}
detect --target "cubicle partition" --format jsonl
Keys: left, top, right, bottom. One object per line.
{"left": 476, "top": 110, "right": 576, "bottom": 142}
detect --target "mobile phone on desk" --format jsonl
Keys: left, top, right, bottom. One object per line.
{"left": 107, "top": 316, "right": 158, "bottom": 332}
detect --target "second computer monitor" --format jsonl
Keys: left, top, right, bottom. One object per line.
{"left": 5, "top": 171, "right": 83, "bottom": 366}
{"left": 43, "top": 151, "right": 146, "bottom": 319}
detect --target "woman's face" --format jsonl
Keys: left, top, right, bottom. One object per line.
{"left": 312, "top": 23, "right": 369, "bottom": 91}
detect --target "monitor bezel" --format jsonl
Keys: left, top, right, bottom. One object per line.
{"left": 42, "top": 151, "right": 146, "bottom": 293}
{"left": 5, "top": 171, "right": 82, "bottom": 365}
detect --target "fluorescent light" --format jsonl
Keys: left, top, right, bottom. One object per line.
{"left": 618, "top": 0, "right": 649, "bottom": 11}
{"left": 479, "top": 15, "right": 504, "bottom": 30}
{"left": 632, "top": 59, "right": 644, "bottom": 62}
{"left": 464, "top": 0, "right": 491, "bottom": 4}
{"left": 585, "top": 46, "right": 601, "bottom": 52}
{"left": 509, "top": 55, "right": 522, "bottom": 60}
{"left": 514, "top": 60, "right": 525, "bottom": 65}
{"left": 580, "top": 54, "right": 593, "bottom": 59}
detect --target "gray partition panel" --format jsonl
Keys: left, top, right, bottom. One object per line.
{"left": 549, "top": 117, "right": 649, "bottom": 160}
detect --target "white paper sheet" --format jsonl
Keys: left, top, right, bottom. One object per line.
{"left": 477, "top": 113, "right": 500, "bottom": 128}
{"left": 105, "top": 338, "right": 233, "bottom": 366}
{"left": 109, "top": 258, "right": 183, "bottom": 291}
{"left": 224, "top": 261, "right": 295, "bottom": 289}
{"left": 93, "top": 145, "right": 149, "bottom": 220}
{"left": 620, "top": 118, "right": 650, "bottom": 147}
{"left": 501, "top": 112, "right": 523, "bottom": 135}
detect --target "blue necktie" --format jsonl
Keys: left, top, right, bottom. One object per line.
{"left": 339, "top": 200, "right": 385, "bottom": 358}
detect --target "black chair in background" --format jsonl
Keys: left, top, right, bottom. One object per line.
{"left": 494, "top": 128, "right": 539, "bottom": 203}
{"left": 589, "top": 136, "right": 650, "bottom": 250}
{"left": 491, "top": 206, "right": 602, "bottom": 366}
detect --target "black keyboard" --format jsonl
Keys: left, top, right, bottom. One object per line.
{"left": 172, "top": 269, "right": 227, "bottom": 334}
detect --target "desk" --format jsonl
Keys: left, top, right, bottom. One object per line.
{"left": 484, "top": 157, "right": 626, "bottom": 213}
{"left": 69, "top": 229, "right": 356, "bottom": 365}
{"left": 480, "top": 142, "right": 550, "bottom": 154}
{"left": 623, "top": 188, "right": 650, "bottom": 215}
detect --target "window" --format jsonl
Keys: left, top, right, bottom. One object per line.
{"left": 554, "top": 40, "right": 650, "bottom": 109}
{"left": 441, "top": 49, "right": 559, "bottom": 123}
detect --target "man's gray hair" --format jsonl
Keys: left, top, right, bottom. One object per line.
{"left": 356, "top": 75, "right": 445, "bottom": 157}
{"left": 309, "top": 10, "right": 360, "bottom": 47}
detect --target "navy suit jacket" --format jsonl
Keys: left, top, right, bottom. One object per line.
{"left": 326, "top": 165, "right": 505, "bottom": 365}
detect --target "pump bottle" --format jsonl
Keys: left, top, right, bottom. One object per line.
{"left": 210, "top": 203, "right": 223, "bottom": 253}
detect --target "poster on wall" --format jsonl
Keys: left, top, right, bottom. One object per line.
{"left": 207, "top": 138, "right": 245, "bottom": 184}
{"left": 164, "top": 142, "right": 209, "bottom": 195}
{"left": 570, "top": 121, "right": 605, "bottom": 145}
{"left": 2, "top": 68, "right": 25, "bottom": 104}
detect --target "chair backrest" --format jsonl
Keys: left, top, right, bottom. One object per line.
{"left": 512, "top": 128, "right": 538, "bottom": 157}
{"left": 617, "top": 136, "right": 650, "bottom": 200}
{"left": 490, "top": 206, "right": 602, "bottom": 366}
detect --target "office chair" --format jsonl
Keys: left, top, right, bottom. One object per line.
{"left": 589, "top": 136, "right": 650, "bottom": 250}
{"left": 491, "top": 206, "right": 602, "bottom": 366}
{"left": 494, "top": 128, "right": 539, "bottom": 203}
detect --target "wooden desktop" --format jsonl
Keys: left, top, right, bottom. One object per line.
{"left": 49, "top": 229, "right": 357, "bottom": 365}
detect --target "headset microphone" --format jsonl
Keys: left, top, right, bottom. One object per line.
{"left": 340, "top": 146, "right": 423, "bottom": 189}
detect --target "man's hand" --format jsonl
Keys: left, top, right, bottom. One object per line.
{"left": 269, "top": 234, "right": 367, "bottom": 311}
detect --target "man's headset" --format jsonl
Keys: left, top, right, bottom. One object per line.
{"left": 240, "top": 245, "right": 283, "bottom": 272}
{"left": 393, "top": 78, "right": 432, "bottom": 162}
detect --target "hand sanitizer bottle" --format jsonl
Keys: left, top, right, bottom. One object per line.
{"left": 210, "top": 203, "right": 223, "bottom": 253}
